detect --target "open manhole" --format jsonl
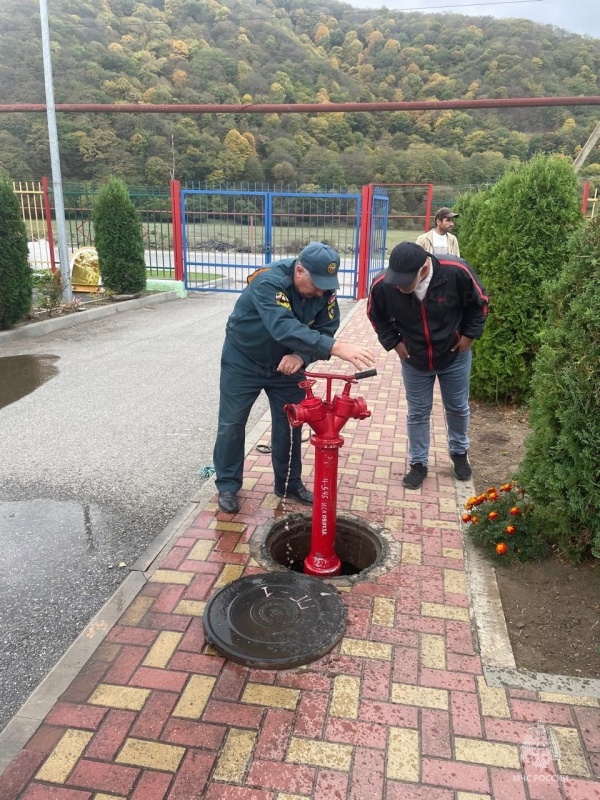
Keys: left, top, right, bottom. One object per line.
{"left": 261, "top": 513, "right": 386, "bottom": 578}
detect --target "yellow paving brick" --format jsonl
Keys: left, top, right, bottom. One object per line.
{"left": 88, "top": 685, "right": 150, "bottom": 711}
{"left": 357, "top": 481, "right": 387, "bottom": 490}
{"left": 187, "top": 540, "right": 214, "bottom": 560}
{"left": 211, "top": 520, "right": 247, "bottom": 533}
{"left": 444, "top": 569, "right": 466, "bottom": 595}
{"left": 375, "top": 466, "right": 389, "bottom": 479}
{"left": 443, "top": 547, "right": 463, "bottom": 559}
{"left": 149, "top": 569, "right": 194, "bottom": 585}
{"left": 234, "top": 543, "right": 250, "bottom": 554}
{"left": 339, "top": 468, "right": 359, "bottom": 476}
{"left": 422, "top": 519, "right": 460, "bottom": 530}
{"left": 254, "top": 465, "right": 274, "bottom": 472}
{"left": 277, "top": 795, "right": 310, "bottom": 800}
{"left": 119, "top": 596, "right": 154, "bottom": 626}
{"left": 117, "top": 738, "right": 185, "bottom": 772}
{"left": 455, "top": 737, "right": 520, "bottom": 769}
{"left": 212, "top": 728, "right": 257, "bottom": 782}
{"left": 372, "top": 597, "right": 395, "bottom": 627}
{"left": 384, "top": 515, "right": 404, "bottom": 532}
{"left": 421, "top": 602, "right": 470, "bottom": 622}
{"left": 242, "top": 476, "right": 258, "bottom": 490}
{"left": 550, "top": 726, "right": 591, "bottom": 777}
{"left": 439, "top": 498, "right": 457, "bottom": 514}
{"left": 387, "top": 727, "right": 420, "bottom": 782}
{"left": 94, "top": 795, "right": 126, "bottom": 800}
{"left": 174, "top": 599, "right": 206, "bottom": 616}
{"left": 143, "top": 631, "right": 183, "bottom": 668}
{"left": 457, "top": 794, "right": 492, "bottom": 800}
{"left": 330, "top": 675, "right": 360, "bottom": 719}
{"left": 369, "top": 429, "right": 382, "bottom": 441}
{"left": 388, "top": 499, "right": 421, "bottom": 510}
{"left": 242, "top": 683, "right": 300, "bottom": 710}
{"left": 173, "top": 675, "right": 216, "bottom": 719}
{"left": 347, "top": 454, "right": 362, "bottom": 463}
{"left": 420, "top": 634, "right": 446, "bottom": 669}
{"left": 391, "top": 683, "right": 449, "bottom": 710}
{"left": 262, "top": 493, "right": 281, "bottom": 509}
{"left": 476, "top": 676, "right": 510, "bottom": 718}
{"left": 94, "top": 643, "right": 121, "bottom": 663}
{"left": 213, "top": 564, "right": 245, "bottom": 589}
{"left": 340, "top": 637, "right": 392, "bottom": 660}
{"left": 351, "top": 495, "right": 369, "bottom": 511}
{"left": 286, "top": 737, "right": 352, "bottom": 771}
{"left": 401, "top": 543, "right": 422, "bottom": 565}
{"left": 540, "top": 692, "right": 599, "bottom": 707}
{"left": 35, "top": 729, "right": 93, "bottom": 783}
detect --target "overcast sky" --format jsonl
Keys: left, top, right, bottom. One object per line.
{"left": 343, "top": 0, "right": 599, "bottom": 39}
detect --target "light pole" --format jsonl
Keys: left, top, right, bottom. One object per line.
{"left": 39, "top": 0, "right": 72, "bottom": 301}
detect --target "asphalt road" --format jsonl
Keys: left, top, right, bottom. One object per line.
{"left": 0, "top": 293, "right": 258, "bottom": 731}
{"left": 0, "top": 292, "right": 355, "bottom": 732}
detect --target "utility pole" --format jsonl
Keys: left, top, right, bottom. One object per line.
{"left": 39, "top": 0, "right": 72, "bottom": 301}
{"left": 573, "top": 120, "right": 600, "bottom": 173}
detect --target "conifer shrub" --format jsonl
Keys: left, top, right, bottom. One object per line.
{"left": 0, "top": 180, "right": 32, "bottom": 330}
{"left": 457, "top": 155, "right": 582, "bottom": 402}
{"left": 93, "top": 177, "right": 146, "bottom": 295}
{"left": 517, "top": 218, "right": 600, "bottom": 561}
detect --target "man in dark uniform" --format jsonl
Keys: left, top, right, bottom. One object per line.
{"left": 214, "top": 242, "right": 375, "bottom": 514}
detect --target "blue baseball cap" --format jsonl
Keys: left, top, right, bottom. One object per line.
{"left": 298, "top": 242, "right": 340, "bottom": 290}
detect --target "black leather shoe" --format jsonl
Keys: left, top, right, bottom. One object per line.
{"left": 402, "top": 464, "right": 428, "bottom": 490}
{"left": 218, "top": 491, "right": 239, "bottom": 514}
{"left": 275, "top": 486, "right": 314, "bottom": 506}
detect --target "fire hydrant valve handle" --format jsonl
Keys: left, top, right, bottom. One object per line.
{"left": 354, "top": 368, "right": 377, "bottom": 380}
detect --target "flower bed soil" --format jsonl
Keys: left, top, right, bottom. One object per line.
{"left": 469, "top": 400, "right": 600, "bottom": 679}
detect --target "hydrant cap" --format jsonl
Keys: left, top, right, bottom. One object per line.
{"left": 298, "top": 242, "right": 340, "bottom": 291}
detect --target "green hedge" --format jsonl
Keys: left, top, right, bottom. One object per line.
{"left": 456, "top": 155, "right": 582, "bottom": 402}
{"left": 517, "top": 218, "right": 600, "bottom": 561}
{"left": 0, "top": 180, "right": 32, "bottom": 330}
{"left": 93, "top": 177, "right": 146, "bottom": 295}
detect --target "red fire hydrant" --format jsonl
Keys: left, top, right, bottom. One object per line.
{"left": 284, "top": 369, "right": 376, "bottom": 577}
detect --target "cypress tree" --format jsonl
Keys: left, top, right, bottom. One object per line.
{"left": 517, "top": 218, "right": 600, "bottom": 561}
{"left": 457, "top": 155, "right": 582, "bottom": 402}
{"left": 0, "top": 180, "right": 32, "bottom": 330}
{"left": 93, "top": 177, "right": 146, "bottom": 295}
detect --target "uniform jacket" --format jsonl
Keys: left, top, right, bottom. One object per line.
{"left": 416, "top": 229, "right": 460, "bottom": 257}
{"left": 225, "top": 258, "right": 340, "bottom": 367}
{"left": 367, "top": 255, "right": 488, "bottom": 371}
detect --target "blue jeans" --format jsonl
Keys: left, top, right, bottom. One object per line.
{"left": 401, "top": 350, "right": 472, "bottom": 467}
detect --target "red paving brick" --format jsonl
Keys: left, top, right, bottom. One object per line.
{"left": 2, "top": 305, "right": 599, "bottom": 800}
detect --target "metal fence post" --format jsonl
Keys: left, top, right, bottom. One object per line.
{"left": 424, "top": 183, "right": 434, "bottom": 231}
{"left": 581, "top": 180, "right": 590, "bottom": 216}
{"left": 41, "top": 176, "right": 57, "bottom": 273}
{"left": 170, "top": 179, "right": 184, "bottom": 282}
{"left": 357, "top": 184, "right": 373, "bottom": 300}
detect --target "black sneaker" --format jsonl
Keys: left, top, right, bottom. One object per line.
{"left": 403, "top": 464, "right": 428, "bottom": 490}
{"left": 451, "top": 452, "right": 472, "bottom": 480}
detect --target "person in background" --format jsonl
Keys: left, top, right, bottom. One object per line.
{"left": 367, "top": 241, "right": 488, "bottom": 490}
{"left": 416, "top": 207, "right": 460, "bottom": 256}
{"left": 214, "top": 242, "right": 376, "bottom": 514}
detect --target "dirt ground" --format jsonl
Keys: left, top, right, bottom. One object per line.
{"left": 469, "top": 401, "right": 600, "bottom": 679}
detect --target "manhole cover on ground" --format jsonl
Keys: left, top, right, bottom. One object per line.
{"left": 203, "top": 572, "right": 346, "bottom": 669}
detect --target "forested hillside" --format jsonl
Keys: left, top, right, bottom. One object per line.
{"left": 0, "top": 0, "right": 599, "bottom": 187}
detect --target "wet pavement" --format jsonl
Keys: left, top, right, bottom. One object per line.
{"left": 0, "top": 354, "right": 60, "bottom": 410}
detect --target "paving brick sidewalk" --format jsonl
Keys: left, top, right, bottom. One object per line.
{"left": 2, "top": 303, "right": 599, "bottom": 800}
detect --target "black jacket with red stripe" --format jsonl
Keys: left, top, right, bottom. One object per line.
{"left": 367, "top": 255, "right": 488, "bottom": 372}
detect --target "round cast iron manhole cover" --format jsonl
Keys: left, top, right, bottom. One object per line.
{"left": 203, "top": 572, "right": 347, "bottom": 669}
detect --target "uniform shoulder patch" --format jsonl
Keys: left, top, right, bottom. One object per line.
{"left": 327, "top": 292, "right": 337, "bottom": 319}
{"left": 275, "top": 291, "right": 291, "bottom": 310}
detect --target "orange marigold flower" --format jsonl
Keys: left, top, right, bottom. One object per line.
{"left": 471, "top": 516, "right": 479, "bottom": 524}
{"left": 462, "top": 514, "right": 472, "bottom": 523}
{"left": 486, "top": 487, "right": 497, "bottom": 495}
{"left": 509, "top": 507, "right": 521, "bottom": 516}
{"left": 505, "top": 525, "right": 516, "bottom": 535}
{"left": 500, "top": 483, "right": 512, "bottom": 492}
{"left": 488, "top": 511, "right": 499, "bottom": 521}
{"left": 487, "top": 493, "right": 499, "bottom": 502}
{"left": 495, "top": 542, "right": 508, "bottom": 555}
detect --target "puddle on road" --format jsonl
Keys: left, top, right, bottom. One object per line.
{"left": 0, "top": 355, "right": 60, "bottom": 410}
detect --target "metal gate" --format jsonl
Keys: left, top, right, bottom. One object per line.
{"left": 181, "top": 188, "right": 365, "bottom": 299}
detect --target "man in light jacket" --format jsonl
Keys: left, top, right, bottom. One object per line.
{"left": 416, "top": 207, "right": 460, "bottom": 256}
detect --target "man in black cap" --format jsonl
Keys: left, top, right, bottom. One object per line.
{"left": 416, "top": 207, "right": 460, "bottom": 256}
{"left": 367, "top": 241, "right": 488, "bottom": 489}
{"left": 214, "top": 242, "right": 375, "bottom": 514}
